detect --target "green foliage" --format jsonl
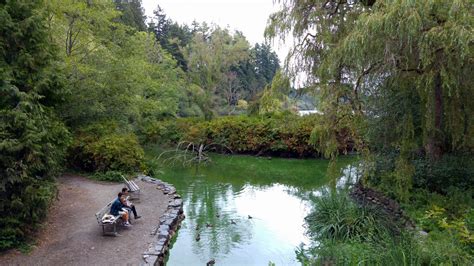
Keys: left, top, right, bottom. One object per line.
{"left": 337, "top": 0, "right": 473, "bottom": 160}
{"left": 114, "top": 0, "right": 146, "bottom": 31}
{"left": 68, "top": 123, "right": 144, "bottom": 173}
{"left": 148, "top": 9, "right": 280, "bottom": 117}
{"left": 301, "top": 190, "right": 473, "bottom": 265}
{"left": 403, "top": 187, "right": 474, "bottom": 254}
{"left": 48, "top": 1, "right": 183, "bottom": 128}
{"left": 185, "top": 26, "right": 252, "bottom": 117}
{"left": 413, "top": 155, "right": 474, "bottom": 194}
{"left": 0, "top": 0, "right": 69, "bottom": 250}
{"left": 267, "top": 0, "right": 474, "bottom": 203}
{"left": 91, "top": 170, "right": 125, "bottom": 182}
{"left": 149, "top": 7, "right": 193, "bottom": 71}
{"left": 144, "top": 115, "right": 327, "bottom": 157}
{"left": 232, "top": 43, "right": 280, "bottom": 101}
{"left": 422, "top": 205, "right": 474, "bottom": 244}
{"left": 306, "top": 190, "right": 392, "bottom": 242}
{"left": 0, "top": 180, "right": 57, "bottom": 250}
{"left": 258, "top": 70, "right": 292, "bottom": 115}
{"left": 367, "top": 154, "right": 474, "bottom": 200}
{"left": 140, "top": 117, "right": 204, "bottom": 144}
{"left": 298, "top": 233, "right": 427, "bottom": 265}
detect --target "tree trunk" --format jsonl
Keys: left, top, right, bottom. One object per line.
{"left": 425, "top": 72, "right": 443, "bottom": 160}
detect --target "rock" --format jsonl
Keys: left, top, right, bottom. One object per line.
{"left": 168, "top": 209, "right": 179, "bottom": 215}
{"left": 159, "top": 224, "right": 170, "bottom": 231}
{"left": 163, "top": 218, "right": 174, "bottom": 226}
{"left": 139, "top": 175, "right": 185, "bottom": 265}
{"left": 419, "top": 230, "right": 429, "bottom": 237}
{"left": 154, "top": 244, "right": 164, "bottom": 252}
{"left": 169, "top": 199, "right": 183, "bottom": 207}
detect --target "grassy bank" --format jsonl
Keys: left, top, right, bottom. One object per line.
{"left": 299, "top": 186, "right": 473, "bottom": 265}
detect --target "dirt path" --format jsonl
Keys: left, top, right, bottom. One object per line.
{"left": 1, "top": 174, "right": 169, "bottom": 266}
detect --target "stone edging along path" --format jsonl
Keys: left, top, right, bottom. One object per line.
{"left": 137, "top": 175, "right": 185, "bottom": 266}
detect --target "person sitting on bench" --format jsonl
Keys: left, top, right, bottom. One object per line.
{"left": 110, "top": 192, "right": 131, "bottom": 227}
{"left": 122, "top": 187, "right": 141, "bottom": 219}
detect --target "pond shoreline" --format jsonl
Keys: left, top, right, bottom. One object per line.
{"left": 139, "top": 175, "right": 185, "bottom": 266}
{"left": 350, "top": 182, "right": 415, "bottom": 229}
{"left": 148, "top": 151, "right": 357, "bottom": 265}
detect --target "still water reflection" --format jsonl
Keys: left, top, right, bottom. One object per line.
{"left": 155, "top": 154, "right": 356, "bottom": 265}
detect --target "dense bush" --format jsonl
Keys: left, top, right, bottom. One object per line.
{"left": 140, "top": 117, "right": 204, "bottom": 144}
{"left": 412, "top": 155, "right": 474, "bottom": 194}
{"left": 91, "top": 170, "right": 126, "bottom": 182}
{"left": 68, "top": 123, "right": 144, "bottom": 173}
{"left": 0, "top": 1, "right": 71, "bottom": 250}
{"left": 367, "top": 153, "right": 474, "bottom": 197}
{"left": 144, "top": 114, "right": 336, "bottom": 157}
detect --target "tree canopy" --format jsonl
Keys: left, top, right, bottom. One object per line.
{"left": 267, "top": 0, "right": 473, "bottom": 197}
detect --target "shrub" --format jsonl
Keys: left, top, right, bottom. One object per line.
{"left": 68, "top": 123, "right": 144, "bottom": 173}
{"left": 413, "top": 155, "right": 474, "bottom": 194}
{"left": 143, "top": 114, "right": 332, "bottom": 157}
{"left": 367, "top": 153, "right": 474, "bottom": 199}
{"left": 91, "top": 170, "right": 125, "bottom": 182}
{"left": 301, "top": 190, "right": 473, "bottom": 265}
{"left": 0, "top": 103, "right": 69, "bottom": 250}
{"left": 0, "top": 180, "right": 57, "bottom": 250}
{"left": 141, "top": 117, "right": 203, "bottom": 144}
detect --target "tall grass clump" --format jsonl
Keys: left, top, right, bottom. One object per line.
{"left": 300, "top": 190, "right": 473, "bottom": 265}
{"left": 305, "top": 190, "right": 390, "bottom": 243}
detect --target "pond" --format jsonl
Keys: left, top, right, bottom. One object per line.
{"left": 149, "top": 151, "right": 357, "bottom": 265}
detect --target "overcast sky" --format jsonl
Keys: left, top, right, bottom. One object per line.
{"left": 141, "top": 0, "right": 289, "bottom": 61}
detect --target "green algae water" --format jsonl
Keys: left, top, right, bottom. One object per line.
{"left": 148, "top": 150, "right": 357, "bottom": 265}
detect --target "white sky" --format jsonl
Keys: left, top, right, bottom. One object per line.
{"left": 141, "top": 0, "right": 289, "bottom": 62}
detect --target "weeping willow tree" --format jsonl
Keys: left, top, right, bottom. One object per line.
{"left": 267, "top": 0, "right": 473, "bottom": 198}
{"left": 258, "top": 70, "right": 292, "bottom": 115}
{"left": 266, "top": 0, "right": 369, "bottom": 191}
{"left": 266, "top": 0, "right": 368, "bottom": 160}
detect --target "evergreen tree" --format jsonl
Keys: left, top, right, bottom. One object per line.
{"left": 0, "top": 0, "right": 70, "bottom": 249}
{"left": 234, "top": 43, "right": 280, "bottom": 101}
{"left": 114, "top": 0, "right": 147, "bottom": 31}
{"left": 149, "top": 6, "right": 193, "bottom": 71}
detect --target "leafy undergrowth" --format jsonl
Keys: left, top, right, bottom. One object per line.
{"left": 299, "top": 189, "right": 473, "bottom": 265}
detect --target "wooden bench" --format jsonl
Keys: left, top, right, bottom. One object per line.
{"left": 121, "top": 175, "right": 140, "bottom": 199}
{"left": 95, "top": 198, "right": 132, "bottom": 236}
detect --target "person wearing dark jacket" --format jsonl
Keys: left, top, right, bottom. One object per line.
{"left": 121, "top": 187, "right": 141, "bottom": 219}
{"left": 110, "top": 192, "right": 131, "bottom": 226}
